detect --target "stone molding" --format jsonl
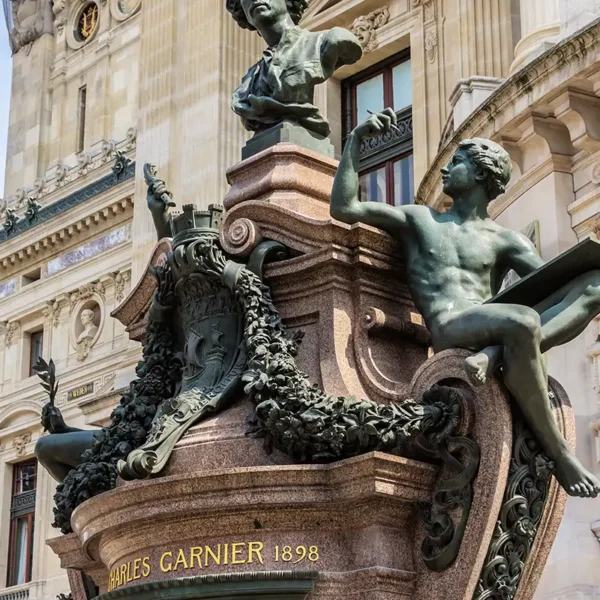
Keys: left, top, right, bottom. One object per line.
{"left": 1, "top": 128, "right": 136, "bottom": 225}
{"left": 415, "top": 17, "right": 600, "bottom": 208}
{"left": 0, "top": 196, "right": 133, "bottom": 276}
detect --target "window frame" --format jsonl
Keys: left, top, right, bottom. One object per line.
{"left": 7, "top": 460, "right": 37, "bottom": 587}
{"left": 342, "top": 49, "right": 414, "bottom": 206}
{"left": 28, "top": 330, "right": 43, "bottom": 378}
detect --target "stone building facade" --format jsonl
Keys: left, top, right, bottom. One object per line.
{"left": 0, "top": 2, "right": 597, "bottom": 600}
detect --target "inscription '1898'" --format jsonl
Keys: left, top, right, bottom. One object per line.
{"left": 108, "top": 541, "right": 320, "bottom": 592}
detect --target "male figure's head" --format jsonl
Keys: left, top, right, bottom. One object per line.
{"left": 227, "top": 0, "right": 308, "bottom": 33}
{"left": 441, "top": 138, "right": 512, "bottom": 204}
{"left": 80, "top": 309, "right": 96, "bottom": 329}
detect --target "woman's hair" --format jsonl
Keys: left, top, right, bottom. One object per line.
{"left": 457, "top": 138, "right": 512, "bottom": 201}
{"left": 226, "top": 0, "right": 309, "bottom": 31}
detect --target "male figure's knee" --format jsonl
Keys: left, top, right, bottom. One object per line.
{"left": 507, "top": 309, "right": 541, "bottom": 342}
{"left": 582, "top": 270, "right": 600, "bottom": 310}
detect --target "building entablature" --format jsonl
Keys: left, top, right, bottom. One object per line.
{"left": 416, "top": 17, "right": 600, "bottom": 219}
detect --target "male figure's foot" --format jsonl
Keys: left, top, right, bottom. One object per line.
{"left": 464, "top": 345, "right": 503, "bottom": 386}
{"left": 554, "top": 449, "right": 600, "bottom": 498}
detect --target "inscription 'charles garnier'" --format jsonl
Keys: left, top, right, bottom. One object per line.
{"left": 227, "top": 0, "right": 362, "bottom": 138}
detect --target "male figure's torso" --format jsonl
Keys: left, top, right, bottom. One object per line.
{"left": 392, "top": 206, "right": 520, "bottom": 338}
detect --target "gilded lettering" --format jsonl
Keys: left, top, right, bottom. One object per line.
{"left": 133, "top": 558, "right": 142, "bottom": 580}
{"left": 160, "top": 551, "right": 173, "bottom": 573}
{"left": 120, "top": 564, "right": 127, "bottom": 586}
{"left": 223, "top": 543, "right": 229, "bottom": 565}
{"left": 248, "top": 541, "right": 264, "bottom": 565}
{"left": 231, "top": 543, "right": 246, "bottom": 565}
{"left": 173, "top": 548, "right": 189, "bottom": 571}
{"left": 204, "top": 545, "right": 221, "bottom": 567}
{"left": 126, "top": 561, "right": 132, "bottom": 583}
{"left": 142, "top": 556, "right": 151, "bottom": 577}
{"left": 189, "top": 546, "right": 203, "bottom": 569}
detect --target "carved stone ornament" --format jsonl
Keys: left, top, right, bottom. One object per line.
{"left": 13, "top": 432, "right": 32, "bottom": 457}
{"left": 412, "top": 0, "right": 436, "bottom": 21}
{"left": 3, "top": 321, "right": 19, "bottom": 347}
{"left": 112, "top": 269, "right": 131, "bottom": 302}
{"left": 349, "top": 7, "right": 390, "bottom": 53}
{"left": 8, "top": 0, "right": 54, "bottom": 55}
{"left": 425, "top": 27, "right": 438, "bottom": 63}
{"left": 52, "top": 0, "right": 67, "bottom": 34}
{"left": 43, "top": 300, "right": 63, "bottom": 328}
{"left": 69, "top": 282, "right": 105, "bottom": 314}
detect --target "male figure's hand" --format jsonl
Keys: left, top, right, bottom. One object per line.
{"left": 41, "top": 403, "right": 69, "bottom": 434}
{"left": 354, "top": 108, "right": 397, "bottom": 140}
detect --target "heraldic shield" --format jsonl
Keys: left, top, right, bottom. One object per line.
{"left": 118, "top": 202, "right": 247, "bottom": 480}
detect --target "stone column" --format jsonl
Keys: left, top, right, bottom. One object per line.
{"left": 131, "top": 0, "right": 262, "bottom": 283}
{"left": 511, "top": 0, "right": 560, "bottom": 73}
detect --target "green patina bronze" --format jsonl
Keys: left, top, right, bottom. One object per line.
{"left": 226, "top": 0, "right": 362, "bottom": 141}
{"left": 330, "top": 108, "right": 600, "bottom": 500}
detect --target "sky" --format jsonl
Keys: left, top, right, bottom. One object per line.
{"left": 0, "top": 23, "right": 11, "bottom": 197}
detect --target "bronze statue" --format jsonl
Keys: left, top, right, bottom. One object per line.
{"left": 227, "top": 0, "right": 362, "bottom": 138}
{"left": 330, "top": 108, "right": 600, "bottom": 499}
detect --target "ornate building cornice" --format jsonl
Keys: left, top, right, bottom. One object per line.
{"left": 415, "top": 16, "right": 600, "bottom": 207}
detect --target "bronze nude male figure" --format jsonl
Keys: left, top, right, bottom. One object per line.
{"left": 330, "top": 109, "right": 600, "bottom": 498}
{"left": 227, "top": 0, "right": 362, "bottom": 138}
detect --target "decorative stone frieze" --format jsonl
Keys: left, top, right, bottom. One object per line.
{"left": 47, "top": 224, "right": 132, "bottom": 277}
{"left": 1, "top": 128, "right": 136, "bottom": 231}
{"left": 349, "top": 7, "right": 390, "bottom": 53}
{"left": 0, "top": 197, "right": 133, "bottom": 277}
{"left": 13, "top": 432, "right": 32, "bottom": 457}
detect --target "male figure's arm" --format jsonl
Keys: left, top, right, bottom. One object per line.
{"left": 503, "top": 230, "right": 545, "bottom": 276}
{"left": 331, "top": 109, "right": 411, "bottom": 236}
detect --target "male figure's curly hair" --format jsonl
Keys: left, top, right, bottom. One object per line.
{"left": 457, "top": 138, "right": 512, "bottom": 202}
{"left": 226, "top": 0, "right": 309, "bottom": 31}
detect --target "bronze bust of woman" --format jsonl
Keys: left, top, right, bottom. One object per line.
{"left": 227, "top": 0, "right": 362, "bottom": 138}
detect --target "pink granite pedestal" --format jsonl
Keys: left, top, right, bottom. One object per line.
{"left": 48, "top": 145, "right": 575, "bottom": 600}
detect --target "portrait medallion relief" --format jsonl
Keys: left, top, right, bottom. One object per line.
{"left": 70, "top": 299, "right": 103, "bottom": 361}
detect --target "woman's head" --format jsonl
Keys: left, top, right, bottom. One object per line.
{"left": 226, "top": 0, "right": 309, "bottom": 31}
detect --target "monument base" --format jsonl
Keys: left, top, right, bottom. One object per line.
{"left": 242, "top": 122, "right": 334, "bottom": 161}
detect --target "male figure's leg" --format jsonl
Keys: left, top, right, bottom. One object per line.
{"left": 437, "top": 302, "right": 599, "bottom": 497}
{"left": 465, "top": 270, "right": 600, "bottom": 384}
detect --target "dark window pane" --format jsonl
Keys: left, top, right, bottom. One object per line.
{"left": 356, "top": 74, "right": 384, "bottom": 124}
{"left": 359, "top": 167, "right": 387, "bottom": 203}
{"left": 392, "top": 60, "right": 412, "bottom": 112}
{"left": 393, "top": 154, "right": 414, "bottom": 206}
{"left": 18, "top": 464, "right": 36, "bottom": 493}
{"left": 29, "top": 331, "right": 43, "bottom": 377}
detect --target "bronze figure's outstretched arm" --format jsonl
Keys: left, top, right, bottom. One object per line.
{"left": 330, "top": 109, "right": 409, "bottom": 236}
